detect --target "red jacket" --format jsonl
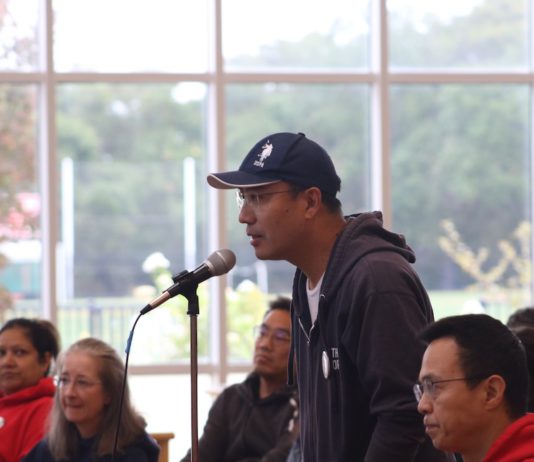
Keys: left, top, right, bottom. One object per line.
{"left": 483, "top": 413, "right": 534, "bottom": 462}
{"left": 0, "top": 377, "right": 55, "bottom": 462}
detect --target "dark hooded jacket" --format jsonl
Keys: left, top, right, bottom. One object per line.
{"left": 290, "top": 211, "right": 452, "bottom": 461}
{"left": 21, "top": 431, "right": 160, "bottom": 462}
{"left": 180, "top": 373, "right": 298, "bottom": 462}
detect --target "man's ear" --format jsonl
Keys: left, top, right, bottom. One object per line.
{"left": 303, "top": 187, "right": 322, "bottom": 216}
{"left": 484, "top": 374, "right": 506, "bottom": 410}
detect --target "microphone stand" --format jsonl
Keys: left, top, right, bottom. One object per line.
{"left": 183, "top": 284, "right": 200, "bottom": 462}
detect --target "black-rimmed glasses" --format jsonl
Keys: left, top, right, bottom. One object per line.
{"left": 413, "top": 376, "right": 487, "bottom": 402}
{"left": 253, "top": 324, "right": 290, "bottom": 344}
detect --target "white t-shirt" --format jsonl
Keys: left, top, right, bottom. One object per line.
{"left": 306, "top": 272, "right": 325, "bottom": 324}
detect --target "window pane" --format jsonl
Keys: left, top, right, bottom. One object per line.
{"left": 388, "top": 0, "right": 529, "bottom": 68}
{"left": 56, "top": 83, "right": 208, "bottom": 363}
{"left": 0, "top": 84, "right": 40, "bottom": 317}
{"left": 225, "top": 83, "right": 370, "bottom": 360}
{"left": 222, "top": 0, "right": 370, "bottom": 70}
{"left": 0, "top": 0, "right": 39, "bottom": 71}
{"left": 53, "top": 0, "right": 210, "bottom": 72}
{"left": 390, "top": 84, "right": 531, "bottom": 321}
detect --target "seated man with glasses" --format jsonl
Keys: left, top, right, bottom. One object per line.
{"left": 180, "top": 295, "right": 298, "bottom": 462}
{"left": 415, "top": 313, "right": 534, "bottom": 462}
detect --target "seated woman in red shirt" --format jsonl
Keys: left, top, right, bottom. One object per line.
{"left": 0, "top": 318, "right": 60, "bottom": 462}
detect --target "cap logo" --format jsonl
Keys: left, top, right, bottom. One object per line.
{"left": 253, "top": 141, "right": 273, "bottom": 168}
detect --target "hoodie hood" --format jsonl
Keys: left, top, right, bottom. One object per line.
{"left": 237, "top": 372, "right": 296, "bottom": 405}
{"left": 482, "top": 413, "right": 534, "bottom": 461}
{"left": 292, "top": 211, "right": 416, "bottom": 319}
{"left": 0, "top": 376, "right": 55, "bottom": 405}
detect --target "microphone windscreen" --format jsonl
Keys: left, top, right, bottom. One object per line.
{"left": 207, "top": 249, "right": 236, "bottom": 276}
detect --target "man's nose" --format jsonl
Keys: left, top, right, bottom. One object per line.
{"left": 417, "top": 393, "right": 432, "bottom": 415}
{"left": 257, "top": 333, "right": 275, "bottom": 349}
{"left": 239, "top": 203, "right": 255, "bottom": 224}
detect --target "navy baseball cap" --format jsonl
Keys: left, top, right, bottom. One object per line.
{"left": 207, "top": 132, "right": 341, "bottom": 196}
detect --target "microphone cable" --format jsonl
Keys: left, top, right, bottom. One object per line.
{"left": 111, "top": 312, "right": 142, "bottom": 461}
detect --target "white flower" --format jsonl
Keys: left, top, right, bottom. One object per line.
{"left": 142, "top": 252, "right": 170, "bottom": 274}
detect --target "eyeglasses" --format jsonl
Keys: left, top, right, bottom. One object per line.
{"left": 413, "top": 376, "right": 486, "bottom": 402}
{"left": 236, "top": 189, "right": 296, "bottom": 210}
{"left": 253, "top": 324, "right": 290, "bottom": 344}
{"left": 57, "top": 376, "right": 101, "bottom": 391}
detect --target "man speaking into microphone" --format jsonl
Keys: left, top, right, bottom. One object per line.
{"left": 207, "top": 132, "right": 452, "bottom": 461}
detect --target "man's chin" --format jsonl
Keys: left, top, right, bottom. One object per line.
{"left": 252, "top": 248, "right": 284, "bottom": 261}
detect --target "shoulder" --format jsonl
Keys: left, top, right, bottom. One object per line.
{"left": 118, "top": 432, "right": 160, "bottom": 462}
{"left": 220, "top": 376, "right": 254, "bottom": 398}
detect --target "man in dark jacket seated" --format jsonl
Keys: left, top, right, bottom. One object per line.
{"left": 180, "top": 296, "right": 298, "bottom": 462}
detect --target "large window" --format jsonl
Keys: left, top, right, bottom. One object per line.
{"left": 1, "top": 0, "right": 533, "bottom": 457}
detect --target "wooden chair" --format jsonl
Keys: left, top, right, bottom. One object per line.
{"left": 150, "top": 432, "right": 175, "bottom": 462}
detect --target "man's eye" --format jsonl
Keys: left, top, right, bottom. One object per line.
{"left": 274, "top": 331, "right": 290, "bottom": 341}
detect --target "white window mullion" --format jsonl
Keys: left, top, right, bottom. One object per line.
{"left": 39, "top": 0, "right": 58, "bottom": 323}
{"left": 371, "top": 0, "right": 392, "bottom": 227}
{"left": 208, "top": 0, "right": 229, "bottom": 387}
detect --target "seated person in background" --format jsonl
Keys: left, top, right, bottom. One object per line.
{"left": 0, "top": 318, "right": 60, "bottom": 462}
{"left": 180, "top": 295, "right": 298, "bottom": 462}
{"left": 507, "top": 307, "right": 534, "bottom": 412}
{"left": 415, "top": 314, "right": 534, "bottom": 462}
{"left": 23, "top": 337, "right": 159, "bottom": 462}
{"left": 506, "top": 306, "right": 534, "bottom": 331}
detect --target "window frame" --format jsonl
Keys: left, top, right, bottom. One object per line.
{"left": 1, "top": 0, "right": 534, "bottom": 382}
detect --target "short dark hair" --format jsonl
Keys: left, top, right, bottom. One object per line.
{"left": 507, "top": 307, "right": 534, "bottom": 330}
{"left": 511, "top": 326, "right": 534, "bottom": 412}
{"left": 419, "top": 314, "right": 528, "bottom": 419}
{"left": 289, "top": 184, "right": 342, "bottom": 214}
{"left": 1, "top": 318, "right": 60, "bottom": 374}
{"left": 268, "top": 295, "right": 291, "bottom": 313}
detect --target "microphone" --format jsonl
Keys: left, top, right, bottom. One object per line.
{"left": 140, "top": 249, "right": 236, "bottom": 315}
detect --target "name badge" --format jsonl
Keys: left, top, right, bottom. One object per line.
{"left": 322, "top": 350, "right": 330, "bottom": 379}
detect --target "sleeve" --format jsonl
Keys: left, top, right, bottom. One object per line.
{"left": 119, "top": 449, "right": 150, "bottom": 462}
{"left": 232, "top": 393, "right": 299, "bottom": 462}
{"left": 230, "top": 429, "right": 297, "bottom": 462}
{"left": 179, "top": 391, "right": 230, "bottom": 462}
{"left": 20, "top": 440, "right": 50, "bottom": 462}
{"left": 119, "top": 442, "right": 160, "bottom": 462}
{"left": 19, "top": 399, "right": 53, "bottom": 460}
{"left": 342, "top": 265, "right": 432, "bottom": 462}
{"left": 256, "top": 396, "right": 299, "bottom": 462}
